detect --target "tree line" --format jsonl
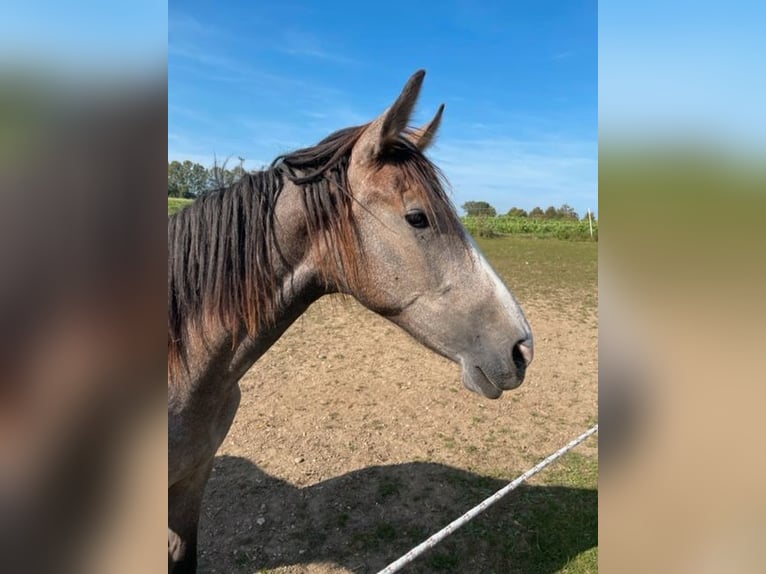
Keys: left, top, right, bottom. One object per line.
{"left": 168, "top": 163, "right": 594, "bottom": 224}
{"left": 167, "top": 159, "right": 253, "bottom": 198}
{"left": 461, "top": 201, "right": 593, "bottom": 221}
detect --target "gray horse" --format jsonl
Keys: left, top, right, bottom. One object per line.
{"left": 168, "top": 70, "right": 533, "bottom": 573}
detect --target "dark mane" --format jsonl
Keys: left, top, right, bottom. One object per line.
{"left": 168, "top": 124, "right": 461, "bottom": 375}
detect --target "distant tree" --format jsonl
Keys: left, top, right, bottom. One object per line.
{"left": 207, "top": 165, "right": 223, "bottom": 190}
{"left": 543, "top": 206, "right": 558, "bottom": 219}
{"left": 207, "top": 157, "right": 248, "bottom": 191}
{"left": 227, "top": 160, "right": 248, "bottom": 187}
{"left": 507, "top": 207, "right": 528, "bottom": 218}
{"left": 462, "top": 201, "right": 497, "bottom": 217}
{"left": 168, "top": 160, "right": 208, "bottom": 198}
{"left": 167, "top": 161, "right": 185, "bottom": 197}
{"left": 186, "top": 161, "right": 208, "bottom": 197}
{"left": 558, "top": 203, "right": 579, "bottom": 220}
{"left": 529, "top": 206, "right": 544, "bottom": 218}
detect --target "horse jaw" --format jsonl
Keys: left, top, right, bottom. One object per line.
{"left": 461, "top": 361, "right": 504, "bottom": 399}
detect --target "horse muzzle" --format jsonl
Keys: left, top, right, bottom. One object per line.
{"left": 461, "top": 337, "right": 534, "bottom": 399}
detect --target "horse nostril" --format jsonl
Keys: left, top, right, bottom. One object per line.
{"left": 512, "top": 338, "right": 534, "bottom": 368}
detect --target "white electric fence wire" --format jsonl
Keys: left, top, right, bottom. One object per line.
{"left": 376, "top": 424, "right": 599, "bottom": 574}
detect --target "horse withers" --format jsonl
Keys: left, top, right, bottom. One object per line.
{"left": 168, "top": 69, "right": 533, "bottom": 573}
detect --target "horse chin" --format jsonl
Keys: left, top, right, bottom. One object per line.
{"left": 462, "top": 366, "right": 504, "bottom": 400}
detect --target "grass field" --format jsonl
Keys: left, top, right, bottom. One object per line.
{"left": 464, "top": 215, "right": 598, "bottom": 241}
{"left": 168, "top": 197, "right": 194, "bottom": 215}
{"left": 169, "top": 198, "right": 597, "bottom": 242}
{"left": 193, "top": 232, "right": 598, "bottom": 573}
{"left": 477, "top": 236, "right": 598, "bottom": 323}
{"left": 167, "top": 193, "right": 598, "bottom": 571}
{"left": 475, "top": 236, "right": 598, "bottom": 573}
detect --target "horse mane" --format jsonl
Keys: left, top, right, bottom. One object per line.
{"left": 168, "top": 123, "right": 461, "bottom": 375}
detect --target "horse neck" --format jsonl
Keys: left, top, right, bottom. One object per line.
{"left": 187, "top": 178, "right": 326, "bottom": 385}
{"left": 231, "top": 245, "right": 322, "bottom": 379}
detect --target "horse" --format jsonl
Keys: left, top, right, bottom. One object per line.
{"left": 168, "top": 69, "right": 533, "bottom": 573}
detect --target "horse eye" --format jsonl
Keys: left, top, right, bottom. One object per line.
{"left": 405, "top": 211, "right": 429, "bottom": 229}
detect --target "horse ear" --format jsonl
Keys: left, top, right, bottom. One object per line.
{"left": 408, "top": 103, "right": 444, "bottom": 151}
{"left": 356, "top": 69, "right": 426, "bottom": 163}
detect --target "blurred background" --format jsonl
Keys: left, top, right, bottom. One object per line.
{"left": 0, "top": 2, "right": 166, "bottom": 573}
{"left": 599, "top": 1, "right": 766, "bottom": 572}
{"left": 1, "top": 1, "right": 764, "bottom": 572}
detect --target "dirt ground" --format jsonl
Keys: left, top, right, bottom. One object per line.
{"left": 197, "top": 274, "right": 598, "bottom": 574}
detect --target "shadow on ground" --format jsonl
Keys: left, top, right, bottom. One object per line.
{"left": 199, "top": 456, "right": 597, "bottom": 574}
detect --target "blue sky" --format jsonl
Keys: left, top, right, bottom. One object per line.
{"left": 169, "top": 0, "right": 597, "bottom": 217}
{"left": 1, "top": 1, "right": 166, "bottom": 71}
{"left": 600, "top": 0, "right": 766, "bottom": 153}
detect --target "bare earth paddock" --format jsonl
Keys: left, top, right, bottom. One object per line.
{"left": 197, "top": 236, "right": 598, "bottom": 574}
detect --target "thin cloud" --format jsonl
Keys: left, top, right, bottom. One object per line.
{"left": 170, "top": 41, "right": 351, "bottom": 100}
{"left": 168, "top": 105, "right": 221, "bottom": 128}
{"left": 431, "top": 135, "right": 597, "bottom": 215}
{"left": 169, "top": 12, "right": 215, "bottom": 37}
{"left": 277, "top": 29, "right": 357, "bottom": 66}
{"left": 169, "top": 44, "right": 245, "bottom": 75}
{"left": 169, "top": 103, "right": 370, "bottom": 173}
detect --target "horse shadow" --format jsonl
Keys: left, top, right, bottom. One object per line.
{"left": 199, "top": 456, "right": 597, "bottom": 573}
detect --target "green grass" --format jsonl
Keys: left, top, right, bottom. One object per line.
{"left": 476, "top": 235, "right": 598, "bottom": 309}
{"left": 462, "top": 216, "right": 598, "bottom": 241}
{"left": 168, "top": 197, "right": 194, "bottom": 215}
{"left": 536, "top": 452, "right": 598, "bottom": 573}
{"left": 475, "top": 238, "right": 598, "bottom": 570}
{"left": 377, "top": 476, "right": 404, "bottom": 501}
{"left": 429, "top": 550, "right": 460, "bottom": 571}
{"left": 453, "top": 452, "right": 598, "bottom": 574}
{"left": 387, "top": 452, "right": 598, "bottom": 574}
{"left": 419, "top": 238, "right": 598, "bottom": 572}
